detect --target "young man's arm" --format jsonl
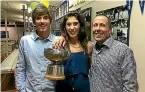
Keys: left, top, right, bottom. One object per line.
{"left": 15, "top": 37, "right": 26, "bottom": 92}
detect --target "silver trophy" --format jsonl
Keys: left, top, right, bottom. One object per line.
{"left": 44, "top": 48, "right": 70, "bottom": 80}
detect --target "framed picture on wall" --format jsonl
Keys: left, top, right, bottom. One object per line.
{"left": 96, "top": 5, "right": 130, "bottom": 46}
{"left": 0, "top": 31, "right": 9, "bottom": 38}
{"left": 80, "top": 7, "right": 92, "bottom": 41}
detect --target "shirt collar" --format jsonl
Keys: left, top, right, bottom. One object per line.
{"left": 31, "top": 31, "right": 54, "bottom": 42}
{"left": 103, "top": 36, "right": 114, "bottom": 48}
{"left": 95, "top": 36, "right": 114, "bottom": 50}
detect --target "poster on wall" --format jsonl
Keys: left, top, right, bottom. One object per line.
{"left": 96, "top": 5, "right": 130, "bottom": 46}
{"left": 0, "top": 31, "right": 9, "bottom": 38}
{"left": 80, "top": 7, "right": 92, "bottom": 41}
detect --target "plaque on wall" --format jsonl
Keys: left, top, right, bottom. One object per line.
{"left": 1, "top": 31, "right": 9, "bottom": 38}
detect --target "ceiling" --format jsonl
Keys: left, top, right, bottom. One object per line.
{"left": 1, "top": 0, "right": 63, "bottom": 23}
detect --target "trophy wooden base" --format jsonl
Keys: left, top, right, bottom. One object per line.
{"left": 45, "top": 74, "right": 65, "bottom": 80}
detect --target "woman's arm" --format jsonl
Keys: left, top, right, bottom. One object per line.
{"left": 87, "top": 41, "right": 93, "bottom": 69}
{"left": 53, "top": 35, "right": 66, "bottom": 49}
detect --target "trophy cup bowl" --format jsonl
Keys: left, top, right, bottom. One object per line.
{"left": 44, "top": 48, "right": 70, "bottom": 80}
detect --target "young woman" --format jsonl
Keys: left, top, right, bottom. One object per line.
{"left": 55, "top": 12, "right": 93, "bottom": 92}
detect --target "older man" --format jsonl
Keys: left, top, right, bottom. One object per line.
{"left": 89, "top": 15, "right": 137, "bottom": 92}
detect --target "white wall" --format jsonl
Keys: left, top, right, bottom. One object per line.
{"left": 130, "top": 1, "right": 145, "bottom": 92}
{"left": 70, "top": 1, "right": 145, "bottom": 92}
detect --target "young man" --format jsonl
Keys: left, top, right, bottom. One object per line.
{"left": 15, "top": 3, "right": 64, "bottom": 92}
{"left": 89, "top": 15, "right": 137, "bottom": 92}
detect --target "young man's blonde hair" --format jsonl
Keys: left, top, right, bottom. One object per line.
{"left": 32, "top": 3, "right": 52, "bottom": 24}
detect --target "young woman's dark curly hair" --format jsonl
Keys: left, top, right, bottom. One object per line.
{"left": 61, "top": 12, "right": 88, "bottom": 50}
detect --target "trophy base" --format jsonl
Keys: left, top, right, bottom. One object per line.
{"left": 45, "top": 74, "right": 65, "bottom": 80}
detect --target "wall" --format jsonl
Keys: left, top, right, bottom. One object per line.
{"left": 1, "top": 26, "right": 24, "bottom": 41}
{"left": 130, "top": 1, "right": 145, "bottom": 92}
{"left": 70, "top": 0, "right": 145, "bottom": 92}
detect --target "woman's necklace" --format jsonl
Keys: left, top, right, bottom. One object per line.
{"left": 70, "top": 43, "right": 81, "bottom": 48}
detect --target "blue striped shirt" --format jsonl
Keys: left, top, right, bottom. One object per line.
{"left": 89, "top": 36, "right": 137, "bottom": 92}
{"left": 15, "top": 32, "right": 57, "bottom": 92}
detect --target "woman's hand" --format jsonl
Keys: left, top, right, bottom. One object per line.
{"left": 53, "top": 36, "right": 66, "bottom": 49}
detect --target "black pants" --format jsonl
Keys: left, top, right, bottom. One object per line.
{"left": 55, "top": 74, "right": 90, "bottom": 92}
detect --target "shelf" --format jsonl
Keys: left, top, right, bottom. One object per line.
{"left": 55, "top": 1, "right": 69, "bottom": 20}
{"left": 54, "top": 1, "right": 69, "bottom": 31}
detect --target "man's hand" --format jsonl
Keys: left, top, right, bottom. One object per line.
{"left": 53, "top": 36, "right": 66, "bottom": 49}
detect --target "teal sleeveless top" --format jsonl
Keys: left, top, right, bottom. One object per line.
{"left": 63, "top": 51, "right": 89, "bottom": 76}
